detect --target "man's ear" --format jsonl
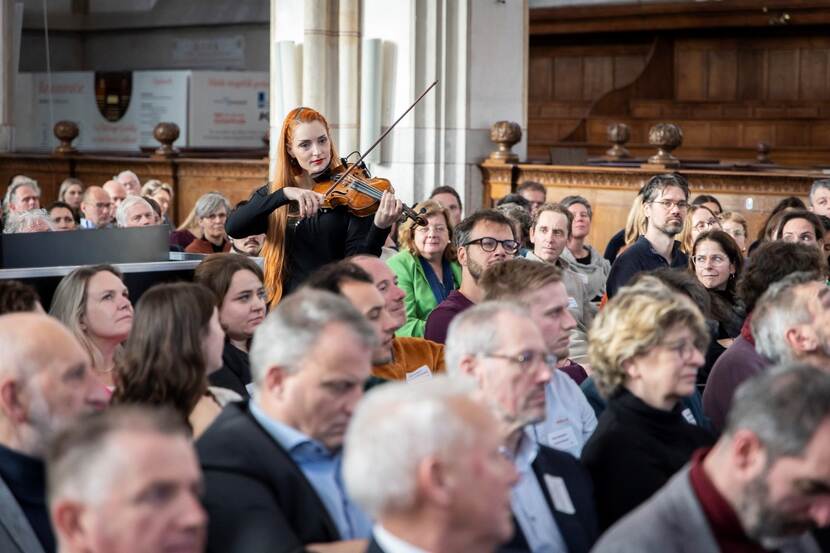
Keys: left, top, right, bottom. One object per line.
{"left": 785, "top": 325, "right": 817, "bottom": 356}
{"left": 729, "top": 429, "right": 767, "bottom": 481}
{"left": 528, "top": 225, "right": 536, "bottom": 245}
{"left": 458, "top": 354, "right": 478, "bottom": 378}
{"left": 0, "top": 378, "right": 26, "bottom": 424}
{"left": 456, "top": 245, "right": 468, "bottom": 268}
{"left": 52, "top": 501, "right": 89, "bottom": 551}
{"left": 416, "top": 456, "right": 452, "bottom": 509}
{"left": 263, "top": 365, "right": 289, "bottom": 397}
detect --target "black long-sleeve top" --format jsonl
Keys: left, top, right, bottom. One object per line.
{"left": 226, "top": 182, "right": 389, "bottom": 294}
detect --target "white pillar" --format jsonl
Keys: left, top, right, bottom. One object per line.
{"left": 336, "top": 0, "right": 359, "bottom": 157}
{"left": 0, "top": 1, "right": 22, "bottom": 152}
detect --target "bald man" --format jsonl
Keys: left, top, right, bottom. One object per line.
{"left": 102, "top": 180, "right": 127, "bottom": 210}
{"left": 79, "top": 187, "right": 113, "bottom": 229}
{"left": 0, "top": 314, "right": 109, "bottom": 553}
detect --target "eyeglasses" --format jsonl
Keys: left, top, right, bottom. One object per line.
{"left": 464, "top": 237, "right": 520, "bottom": 255}
{"left": 693, "top": 219, "right": 720, "bottom": 232}
{"left": 693, "top": 254, "right": 729, "bottom": 265}
{"left": 415, "top": 224, "right": 447, "bottom": 234}
{"left": 662, "top": 340, "right": 700, "bottom": 361}
{"left": 650, "top": 199, "right": 689, "bottom": 211}
{"left": 480, "top": 350, "right": 557, "bottom": 371}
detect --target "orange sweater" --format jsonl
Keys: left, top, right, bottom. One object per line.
{"left": 372, "top": 337, "right": 446, "bottom": 381}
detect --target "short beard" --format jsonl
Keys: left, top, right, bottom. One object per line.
{"left": 738, "top": 468, "right": 816, "bottom": 543}
{"left": 20, "top": 385, "right": 58, "bottom": 458}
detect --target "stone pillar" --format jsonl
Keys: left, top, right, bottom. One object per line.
{"left": 336, "top": 0, "right": 359, "bottom": 156}
{"left": 0, "top": 1, "right": 22, "bottom": 152}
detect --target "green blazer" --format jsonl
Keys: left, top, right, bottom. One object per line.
{"left": 386, "top": 250, "right": 462, "bottom": 337}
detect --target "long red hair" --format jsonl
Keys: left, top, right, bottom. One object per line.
{"left": 261, "top": 107, "right": 340, "bottom": 304}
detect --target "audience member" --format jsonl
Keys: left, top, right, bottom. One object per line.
{"left": 606, "top": 174, "right": 690, "bottom": 298}
{"left": 480, "top": 259, "right": 598, "bottom": 459}
{"left": 78, "top": 187, "right": 113, "bottom": 229}
{"left": 496, "top": 193, "right": 532, "bottom": 211}
{"left": 185, "top": 193, "right": 232, "bottom": 253}
{"left": 113, "top": 283, "right": 227, "bottom": 438}
{"left": 753, "top": 196, "right": 808, "bottom": 248}
{"left": 689, "top": 230, "right": 745, "bottom": 339}
{"left": 703, "top": 241, "right": 825, "bottom": 433}
{"left": 194, "top": 254, "right": 267, "bottom": 398}
{"left": 582, "top": 282, "right": 715, "bottom": 530}
{"left": 386, "top": 200, "right": 460, "bottom": 338}
{"left": 524, "top": 203, "right": 594, "bottom": 363}
{"left": 446, "top": 302, "right": 599, "bottom": 552}
{"left": 143, "top": 196, "right": 162, "bottom": 224}
{"left": 350, "top": 255, "right": 446, "bottom": 381}
{"left": 49, "top": 265, "right": 133, "bottom": 387}
{"left": 691, "top": 193, "right": 723, "bottom": 215}
{"left": 559, "top": 195, "right": 610, "bottom": 303}
{"left": 46, "top": 407, "right": 206, "bottom": 553}
{"left": 141, "top": 179, "right": 174, "bottom": 224}
{"left": 678, "top": 204, "right": 721, "bottom": 253}
{"left": 495, "top": 202, "right": 532, "bottom": 254}
{"left": 0, "top": 280, "right": 42, "bottom": 314}
{"left": 102, "top": 180, "right": 127, "bottom": 211}
{"left": 718, "top": 210, "right": 749, "bottom": 255}
{"left": 424, "top": 209, "right": 517, "bottom": 343}
{"left": 752, "top": 271, "right": 830, "bottom": 370}
{"left": 775, "top": 208, "right": 825, "bottom": 251}
{"left": 594, "top": 364, "right": 829, "bottom": 552}
{"left": 115, "top": 170, "right": 142, "bottom": 196}
{"left": 171, "top": 204, "right": 202, "bottom": 250}
{"left": 57, "top": 178, "right": 83, "bottom": 216}
{"left": 115, "top": 195, "right": 156, "bottom": 228}
{"left": 428, "top": 185, "right": 463, "bottom": 226}
{"left": 603, "top": 191, "right": 645, "bottom": 264}
{"left": 344, "top": 378, "right": 518, "bottom": 553}
{"left": 230, "top": 233, "right": 265, "bottom": 256}
{"left": 516, "top": 181, "right": 547, "bottom": 216}
{"left": 3, "top": 176, "right": 41, "bottom": 216}
{"left": 3, "top": 209, "right": 54, "bottom": 233}
{"left": 47, "top": 202, "right": 76, "bottom": 231}
{"left": 197, "top": 289, "right": 375, "bottom": 552}
{"left": 0, "top": 313, "right": 108, "bottom": 553}
{"left": 809, "top": 178, "right": 830, "bottom": 217}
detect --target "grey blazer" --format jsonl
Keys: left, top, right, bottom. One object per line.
{"left": 592, "top": 465, "right": 821, "bottom": 553}
{"left": 0, "top": 476, "right": 46, "bottom": 553}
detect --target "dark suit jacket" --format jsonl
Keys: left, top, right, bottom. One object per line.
{"left": 500, "top": 445, "right": 599, "bottom": 553}
{"left": 365, "top": 537, "right": 384, "bottom": 553}
{"left": 196, "top": 401, "right": 340, "bottom": 553}
{"left": 0, "top": 476, "right": 45, "bottom": 553}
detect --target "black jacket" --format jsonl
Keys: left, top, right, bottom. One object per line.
{"left": 500, "top": 444, "right": 599, "bottom": 553}
{"left": 208, "top": 341, "right": 251, "bottom": 398}
{"left": 196, "top": 401, "right": 340, "bottom": 553}
{"left": 581, "top": 388, "right": 715, "bottom": 531}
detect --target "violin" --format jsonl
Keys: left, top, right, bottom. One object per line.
{"left": 313, "top": 161, "right": 427, "bottom": 226}
{"left": 310, "top": 80, "right": 439, "bottom": 227}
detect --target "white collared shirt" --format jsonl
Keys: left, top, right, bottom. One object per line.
{"left": 373, "top": 524, "right": 430, "bottom": 553}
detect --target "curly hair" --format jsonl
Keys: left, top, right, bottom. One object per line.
{"left": 396, "top": 199, "right": 456, "bottom": 261}
{"left": 738, "top": 241, "right": 825, "bottom": 313}
{"left": 588, "top": 277, "right": 709, "bottom": 398}
{"left": 0, "top": 280, "right": 41, "bottom": 314}
{"left": 112, "top": 282, "right": 217, "bottom": 429}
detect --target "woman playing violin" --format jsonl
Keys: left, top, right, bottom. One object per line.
{"left": 226, "top": 107, "right": 403, "bottom": 303}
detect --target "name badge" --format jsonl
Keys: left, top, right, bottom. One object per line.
{"left": 544, "top": 475, "right": 576, "bottom": 515}
{"left": 681, "top": 408, "right": 698, "bottom": 426}
{"left": 406, "top": 365, "right": 433, "bottom": 383}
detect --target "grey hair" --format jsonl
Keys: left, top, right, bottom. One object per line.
{"left": 115, "top": 170, "right": 139, "bottom": 183}
{"left": 723, "top": 363, "right": 830, "bottom": 461}
{"left": 3, "top": 176, "right": 41, "bottom": 209}
{"left": 140, "top": 179, "right": 174, "bottom": 198}
{"left": 343, "top": 376, "right": 479, "bottom": 517}
{"left": 751, "top": 271, "right": 823, "bottom": 364}
{"left": 559, "top": 195, "right": 593, "bottom": 219}
{"left": 46, "top": 406, "right": 188, "bottom": 506}
{"left": 444, "top": 301, "right": 527, "bottom": 375}
{"left": 194, "top": 192, "right": 231, "bottom": 219}
{"left": 809, "top": 179, "right": 830, "bottom": 205}
{"left": 3, "top": 209, "right": 54, "bottom": 234}
{"left": 249, "top": 289, "right": 376, "bottom": 388}
{"left": 115, "top": 195, "right": 154, "bottom": 227}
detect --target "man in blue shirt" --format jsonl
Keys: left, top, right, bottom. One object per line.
{"left": 197, "top": 289, "right": 376, "bottom": 553}
{"left": 606, "top": 174, "right": 690, "bottom": 298}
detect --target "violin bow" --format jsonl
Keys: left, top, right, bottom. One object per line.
{"left": 335, "top": 80, "right": 439, "bottom": 185}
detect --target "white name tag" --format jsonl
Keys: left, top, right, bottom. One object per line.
{"left": 547, "top": 426, "right": 579, "bottom": 452}
{"left": 567, "top": 296, "right": 578, "bottom": 310}
{"left": 681, "top": 408, "right": 698, "bottom": 425}
{"left": 544, "top": 474, "right": 576, "bottom": 515}
{"left": 406, "top": 365, "right": 433, "bottom": 383}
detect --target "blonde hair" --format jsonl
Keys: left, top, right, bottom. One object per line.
{"left": 396, "top": 199, "right": 456, "bottom": 261}
{"left": 624, "top": 194, "right": 647, "bottom": 246}
{"left": 678, "top": 204, "right": 718, "bottom": 254}
{"left": 588, "top": 276, "right": 709, "bottom": 397}
{"left": 176, "top": 204, "right": 203, "bottom": 238}
{"left": 261, "top": 107, "right": 341, "bottom": 304}
{"left": 719, "top": 211, "right": 748, "bottom": 236}
{"left": 140, "top": 179, "right": 174, "bottom": 199}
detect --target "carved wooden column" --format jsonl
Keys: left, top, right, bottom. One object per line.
{"left": 151, "top": 122, "right": 180, "bottom": 159}
{"left": 53, "top": 121, "right": 79, "bottom": 155}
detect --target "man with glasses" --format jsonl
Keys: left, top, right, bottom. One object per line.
{"left": 446, "top": 302, "right": 599, "bottom": 553}
{"left": 424, "top": 210, "right": 518, "bottom": 344}
{"left": 606, "top": 173, "right": 691, "bottom": 298}
{"left": 79, "top": 186, "right": 114, "bottom": 229}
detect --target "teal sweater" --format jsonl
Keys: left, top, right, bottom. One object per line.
{"left": 386, "top": 250, "right": 462, "bottom": 338}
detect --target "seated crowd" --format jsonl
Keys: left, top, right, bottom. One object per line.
{"left": 0, "top": 169, "right": 828, "bottom": 553}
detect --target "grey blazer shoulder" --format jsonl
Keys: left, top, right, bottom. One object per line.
{"left": 0, "top": 476, "right": 46, "bottom": 553}
{"left": 592, "top": 466, "right": 820, "bottom": 553}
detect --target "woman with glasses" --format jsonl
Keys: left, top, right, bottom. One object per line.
{"left": 719, "top": 211, "right": 749, "bottom": 255}
{"left": 386, "top": 199, "right": 461, "bottom": 337}
{"left": 185, "top": 192, "right": 232, "bottom": 253}
{"left": 678, "top": 204, "right": 721, "bottom": 253}
{"left": 689, "top": 230, "right": 745, "bottom": 341}
{"left": 581, "top": 279, "right": 715, "bottom": 531}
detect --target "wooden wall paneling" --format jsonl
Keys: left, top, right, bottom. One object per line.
{"left": 707, "top": 48, "right": 738, "bottom": 100}
{"left": 742, "top": 123, "right": 774, "bottom": 147}
{"left": 675, "top": 47, "right": 707, "bottom": 101}
{"left": 529, "top": 57, "right": 553, "bottom": 100}
{"left": 613, "top": 55, "right": 646, "bottom": 89}
{"left": 0, "top": 156, "right": 72, "bottom": 205}
{"left": 775, "top": 122, "right": 809, "bottom": 147}
{"left": 767, "top": 49, "right": 800, "bottom": 101}
{"left": 737, "top": 48, "right": 766, "bottom": 100}
{"left": 810, "top": 122, "right": 830, "bottom": 147}
{"left": 709, "top": 123, "right": 739, "bottom": 147}
{"left": 799, "top": 48, "right": 829, "bottom": 100}
{"left": 583, "top": 56, "right": 614, "bottom": 100}
{"left": 553, "top": 56, "right": 584, "bottom": 100}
